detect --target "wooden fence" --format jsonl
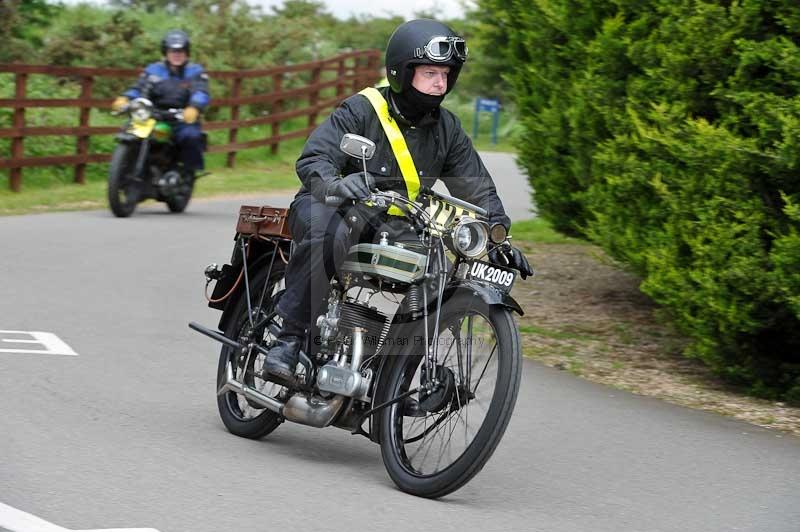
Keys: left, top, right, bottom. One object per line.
{"left": 0, "top": 50, "right": 382, "bottom": 191}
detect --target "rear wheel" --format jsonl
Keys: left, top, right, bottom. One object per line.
{"left": 166, "top": 170, "right": 194, "bottom": 213}
{"left": 380, "top": 290, "right": 521, "bottom": 498}
{"left": 216, "top": 265, "right": 287, "bottom": 439}
{"left": 108, "top": 143, "right": 142, "bottom": 218}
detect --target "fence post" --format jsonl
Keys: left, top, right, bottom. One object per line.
{"left": 367, "top": 52, "right": 381, "bottom": 86}
{"left": 227, "top": 76, "right": 242, "bottom": 168}
{"left": 10, "top": 72, "right": 27, "bottom": 192}
{"left": 336, "top": 58, "right": 346, "bottom": 100}
{"left": 350, "top": 55, "right": 362, "bottom": 94}
{"left": 270, "top": 73, "right": 283, "bottom": 155}
{"left": 307, "top": 67, "right": 322, "bottom": 128}
{"left": 75, "top": 75, "right": 93, "bottom": 184}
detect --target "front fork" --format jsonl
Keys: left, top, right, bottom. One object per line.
{"left": 132, "top": 137, "right": 151, "bottom": 179}
{"left": 420, "top": 246, "right": 451, "bottom": 395}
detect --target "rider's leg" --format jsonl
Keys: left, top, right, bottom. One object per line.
{"left": 265, "top": 193, "right": 355, "bottom": 381}
{"left": 173, "top": 123, "right": 204, "bottom": 173}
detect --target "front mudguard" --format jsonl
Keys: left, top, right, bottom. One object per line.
{"left": 439, "top": 279, "right": 524, "bottom": 317}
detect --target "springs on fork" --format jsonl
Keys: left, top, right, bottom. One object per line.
{"left": 406, "top": 285, "right": 421, "bottom": 314}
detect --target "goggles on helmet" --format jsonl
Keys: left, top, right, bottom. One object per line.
{"left": 414, "top": 36, "right": 468, "bottom": 63}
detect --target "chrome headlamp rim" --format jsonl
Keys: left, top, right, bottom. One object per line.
{"left": 451, "top": 217, "right": 489, "bottom": 259}
{"left": 130, "top": 97, "right": 153, "bottom": 122}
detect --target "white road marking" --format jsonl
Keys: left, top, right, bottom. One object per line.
{"left": 0, "top": 502, "right": 159, "bottom": 532}
{"left": 0, "top": 331, "right": 77, "bottom": 356}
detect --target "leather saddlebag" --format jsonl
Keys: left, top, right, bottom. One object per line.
{"left": 236, "top": 205, "right": 292, "bottom": 239}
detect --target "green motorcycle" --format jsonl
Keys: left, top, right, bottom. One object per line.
{"left": 108, "top": 97, "right": 198, "bottom": 217}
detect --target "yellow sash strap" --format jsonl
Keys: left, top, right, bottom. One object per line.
{"left": 358, "top": 87, "right": 421, "bottom": 216}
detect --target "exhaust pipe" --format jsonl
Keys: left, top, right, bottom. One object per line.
{"left": 218, "top": 362, "right": 285, "bottom": 414}
{"left": 193, "top": 322, "right": 347, "bottom": 428}
{"left": 218, "top": 362, "right": 346, "bottom": 427}
{"left": 283, "top": 393, "right": 345, "bottom": 428}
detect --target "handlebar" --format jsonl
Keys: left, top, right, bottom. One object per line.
{"left": 418, "top": 186, "right": 488, "bottom": 218}
{"left": 326, "top": 187, "right": 487, "bottom": 220}
{"left": 111, "top": 105, "right": 184, "bottom": 122}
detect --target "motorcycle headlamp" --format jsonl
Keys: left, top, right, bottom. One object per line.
{"left": 451, "top": 217, "right": 489, "bottom": 258}
{"left": 489, "top": 223, "right": 508, "bottom": 244}
{"left": 414, "top": 36, "right": 468, "bottom": 64}
{"left": 130, "top": 98, "right": 153, "bottom": 122}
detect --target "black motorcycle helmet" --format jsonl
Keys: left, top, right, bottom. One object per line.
{"left": 161, "top": 29, "right": 191, "bottom": 56}
{"left": 385, "top": 19, "right": 467, "bottom": 95}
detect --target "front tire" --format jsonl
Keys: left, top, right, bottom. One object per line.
{"left": 216, "top": 265, "right": 286, "bottom": 439}
{"left": 108, "top": 143, "right": 142, "bottom": 218}
{"left": 379, "top": 290, "right": 521, "bottom": 498}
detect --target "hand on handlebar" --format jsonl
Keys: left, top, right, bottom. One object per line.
{"left": 183, "top": 106, "right": 199, "bottom": 124}
{"left": 110, "top": 96, "right": 129, "bottom": 115}
{"left": 325, "top": 172, "right": 372, "bottom": 202}
{"left": 489, "top": 243, "right": 534, "bottom": 280}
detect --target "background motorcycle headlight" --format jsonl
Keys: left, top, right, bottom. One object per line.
{"left": 130, "top": 99, "right": 153, "bottom": 121}
{"left": 452, "top": 218, "right": 489, "bottom": 258}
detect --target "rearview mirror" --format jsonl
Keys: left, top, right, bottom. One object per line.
{"left": 340, "top": 134, "right": 376, "bottom": 160}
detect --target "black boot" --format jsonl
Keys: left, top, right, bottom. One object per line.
{"left": 264, "top": 318, "right": 305, "bottom": 385}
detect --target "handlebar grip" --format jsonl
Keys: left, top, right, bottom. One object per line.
{"left": 325, "top": 195, "right": 344, "bottom": 206}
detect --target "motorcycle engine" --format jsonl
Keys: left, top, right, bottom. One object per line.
{"left": 339, "top": 301, "right": 390, "bottom": 360}
{"left": 156, "top": 169, "right": 182, "bottom": 194}
{"left": 315, "top": 300, "right": 389, "bottom": 400}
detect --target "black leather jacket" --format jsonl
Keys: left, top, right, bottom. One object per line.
{"left": 295, "top": 87, "right": 511, "bottom": 229}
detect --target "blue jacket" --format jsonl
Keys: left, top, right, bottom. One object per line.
{"left": 124, "top": 61, "right": 210, "bottom": 110}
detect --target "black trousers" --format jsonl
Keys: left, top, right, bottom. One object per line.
{"left": 276, "top": 193, "right": 384, "bottom": 330}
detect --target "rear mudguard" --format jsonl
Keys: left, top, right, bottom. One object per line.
{"left": 214, "top": 237, "right": 292, "bottom": 333}
{"left": 366, "top": 279, "right": 523, "bottom": 443}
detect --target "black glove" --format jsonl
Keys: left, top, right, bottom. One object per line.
{"left": 325, "top": 172, "right": 371, "bottom": 201}
{"left": 488, "top": 243, "right": 534, "bottom": 280}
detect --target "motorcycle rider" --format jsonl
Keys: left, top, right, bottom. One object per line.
{"left": 111, "top": 29, "right": 209, "bottom": 179}
{"left": 264, "top": 19, "right": 533, "bottom": 384}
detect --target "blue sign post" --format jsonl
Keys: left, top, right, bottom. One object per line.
{"left": 473, "top": 97, "right": 501, "bottom": 145}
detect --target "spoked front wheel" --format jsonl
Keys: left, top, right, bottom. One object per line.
{"left": 107, "top": 143, "right": 143, "bottom": 218}
{"left": 380, "top": 290, "right": 521, "bottom": 498}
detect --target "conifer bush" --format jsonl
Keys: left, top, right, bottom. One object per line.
{"left": 479, "top": 0, "right": 800, "bottom": 401}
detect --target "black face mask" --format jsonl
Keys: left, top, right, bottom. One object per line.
{"left": 393, "top": 86, "right": 445, "bottom": 123}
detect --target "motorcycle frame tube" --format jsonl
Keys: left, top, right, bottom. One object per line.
{"left": 217, "top": 237, "right": 291, "bottom": 333}
{"left": 218, "top": 360, "right": 284, "bottom": 414}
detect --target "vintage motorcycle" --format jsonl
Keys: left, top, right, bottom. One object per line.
{"left": 108, "top": 97, "right": 199, "bottom": 217}
{"left": 189, "top": 134, "right": 528, "bottom": 498}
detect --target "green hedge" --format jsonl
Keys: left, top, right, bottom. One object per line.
{"left": 479, "top": 0, "right": 800, "bottom": 402}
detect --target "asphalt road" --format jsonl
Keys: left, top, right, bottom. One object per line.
{"left": 1, "top": 153, "right": 799, "bottom": 532}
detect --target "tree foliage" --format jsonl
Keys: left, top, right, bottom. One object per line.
{"left": 478, "top": 0, "right": 800, "bottom": 402}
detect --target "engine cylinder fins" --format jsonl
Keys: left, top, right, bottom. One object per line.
{"left": 340, "top": 301, "right": 390, "bottom": 359}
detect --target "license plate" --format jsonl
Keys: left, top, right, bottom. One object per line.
{"left": 465, "top": 260, "right": 516, "bottom": 292}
